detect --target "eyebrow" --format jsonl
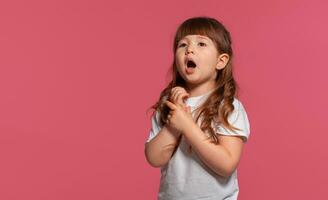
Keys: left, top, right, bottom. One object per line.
{"left": 196, "top": 36, "right": 209, "bottom": 40}
{"left": 180, "top": 35, "right": 209, "bottom": 42}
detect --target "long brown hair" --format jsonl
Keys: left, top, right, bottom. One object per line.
{"left": 147, "top": 16, "right": 242, "bottom": 153}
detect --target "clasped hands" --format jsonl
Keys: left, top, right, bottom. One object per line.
{"left": 165, "top": 86, "right": 195, "bottom": 134}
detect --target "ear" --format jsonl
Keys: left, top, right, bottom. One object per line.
{"left": 216, "top": 53, "right": 230, "bottom": 70}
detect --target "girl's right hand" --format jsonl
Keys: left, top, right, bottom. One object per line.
{"left": 166, "top": 86, "right": 192, "bottom": 137}
{"left": 169, "top": 86, "right": 190, "bottom": 112}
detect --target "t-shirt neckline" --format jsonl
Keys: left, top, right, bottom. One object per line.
{"left": 185, "top": 89, "right": 216, "bottom": 107}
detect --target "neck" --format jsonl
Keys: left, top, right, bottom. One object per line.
{"left": 186, "top": 81, "right": 217, "bottom": 97}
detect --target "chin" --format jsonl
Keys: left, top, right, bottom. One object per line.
{"left": 184, "top": 77, "right": 202, "bottom": 85}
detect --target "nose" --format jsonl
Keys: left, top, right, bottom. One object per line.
{"left": 185, "top": 46, "right": 194, "bottom": 55}
{"left": 185, "top": 43, "right": 195, "bottom": 55}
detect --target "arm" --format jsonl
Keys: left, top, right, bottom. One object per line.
{"left": 183, "top": 122, "right": 244, "bottom": 178}
{"left": 144, "top": 125, "right": 181, "bottom": 168}
{"left": 145, "top": 86, "right": 190, "bottom": 167}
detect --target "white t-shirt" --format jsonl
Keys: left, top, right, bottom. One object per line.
{"left": 146, "top": 91, "right": 250, "bottom": 200}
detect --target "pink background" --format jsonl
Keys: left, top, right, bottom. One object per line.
{"left": 0, "top": 0, "right": 327, "bottom": 199}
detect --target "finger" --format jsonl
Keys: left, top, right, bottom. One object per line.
{"left": 184, "top": 105, "right": 191, "bottom": 113}
{"left": 170, "top": 89, "right": 178, "bottom": 102}
{"left": 172, "top": 86, "right": 183, "bottom": 91}
{"left": 174, "top": 90, "right": 184, "bottom": 103}
{"left": 166, "top": 111, "right": 174, "bottom": 124}
{"left": 170, "top": 88, "right": 181, "bottom": 102}
{"left": 177, "top": 92, "right": 189, "bottom": 105}
{"left": 173, "top": 87, "right": 186, "bottom": 100}
{"left": 171, "top": 87, "right": 189, "bottom": 105}
{"left": 169, "top": 88, "right": 176, "bottom": 101}
{"left": 165, "top": 100, "right": 177, "bottom": 110}
{"left": 171, "top": 87, "right": 184, "bottom": 100}
{"left": 183, "top": 92, "right": 190, "bottom": 102}
{"left": 183, "top": 105, "right": 188, "bottom": 112}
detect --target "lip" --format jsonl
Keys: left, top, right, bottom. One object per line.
{"left": 184, "top": 57, "right": 197, "bottom": 75}
{"left": 185, "top": 57, "right": 198, "bottom": 70}
{"left": 185, "top": 67, "right": 195, "bottom": 75}
{"left": 185, "top": 57, "right": 196, "bottom": 65}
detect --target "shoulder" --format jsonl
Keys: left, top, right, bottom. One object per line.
{"left": 217, "top": 97, "right": 250, "bottom": 138}
{"left": 232, "top": 97, "right": 240, "bottom": 107}
{"left": 216, "top": 97, "right": 246, "bottom": 124}
{"left": 231, "top": 97, "right": 248, "bottom": 114}
{"left": 152, "top": 109, "right": 161, "bottom": 122}
{"left": 220, "top": 97, "right": 244, "bottom": 115}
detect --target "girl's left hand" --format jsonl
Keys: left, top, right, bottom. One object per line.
{"left": 165, "top": 100, "right": 195, "bottom": 134}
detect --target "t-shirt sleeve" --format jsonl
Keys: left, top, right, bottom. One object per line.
{"left": 145, "top": 110, "right": 162, "bottom": 143}
{"left": 213, "top": 98, "right": 251, "bottom": 143}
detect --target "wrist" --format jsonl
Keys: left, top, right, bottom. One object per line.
{"left": 181, "top": 120, "right": 197, "bottom": 135}
{"left": 165, "top": 125, "right": 182, "bottom": 139}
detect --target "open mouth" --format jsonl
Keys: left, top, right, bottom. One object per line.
{"left": 187, "top": 60, "right": 196, "bottom": 68}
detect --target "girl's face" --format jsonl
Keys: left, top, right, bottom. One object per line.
{"left": 175, "top": 35, "right": 228, "bottom": 89}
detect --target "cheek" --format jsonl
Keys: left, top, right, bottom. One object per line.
{"left": 203, "top": 53, "right": 218, "bottom": 66}
{"left": 175, "top": 53, "right": 184, "bottom": 67}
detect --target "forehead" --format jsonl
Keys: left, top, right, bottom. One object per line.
{"left": 179, "top": 35, "right": 210, "bottom": 41}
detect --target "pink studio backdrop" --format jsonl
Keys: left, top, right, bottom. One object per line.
{"left": 0, "top": 0, "right": 327, "bottom": 199}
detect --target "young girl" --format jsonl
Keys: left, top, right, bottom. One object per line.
{"left": 144, "top": 16, "right": 250, "bottom": 200}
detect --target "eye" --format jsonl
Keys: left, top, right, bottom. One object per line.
{"left": 178, "top": 43, "right": 187, "bottom": 48}
{"left": 198, "top": 42, "right": 207, "bottom": 47}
